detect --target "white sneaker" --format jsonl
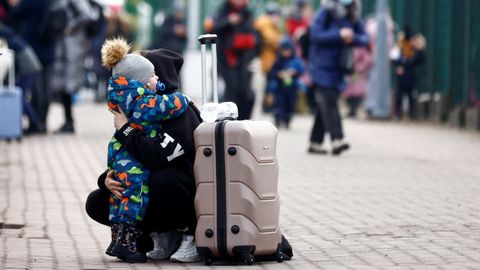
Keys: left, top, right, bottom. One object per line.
{"left": 170, "top": 234, "right": 201, "bottom": 262}
{"left": 146, "top": 230, "right": 182, "bottom": 260}
{"left": 308, "top": 142, "right": 328, "bottom": 154}
{"left": 332, "top": 139, "right": 350, "bottom": 155}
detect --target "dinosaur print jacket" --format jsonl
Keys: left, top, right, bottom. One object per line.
{"left": 106, "top": 76, "right": 189, "bottom": 171}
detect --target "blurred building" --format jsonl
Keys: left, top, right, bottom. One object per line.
{"left": 362, "top": 0, "right": 480, "bottom": 130}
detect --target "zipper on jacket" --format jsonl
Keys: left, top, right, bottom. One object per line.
{"left": 215, "top": 120, "right": 228, "bottom": 258}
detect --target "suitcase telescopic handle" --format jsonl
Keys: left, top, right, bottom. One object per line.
{"left": 198, "top": 34, "right": 218, "bottom": 105}
{"left": 8, "top": 49, "right": 15, "bottom": 92}
{"left": 1, "top": 49, "right": 15, "bottom": 93}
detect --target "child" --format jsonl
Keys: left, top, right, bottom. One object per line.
{"left": 392, "top": 26, "right": 425, "bottom": 120}
{"left": 267, "top": 37, "right": 305, "bottom": 128}
{"left": 101, "top": 38, "right": 189, "bottom": 263}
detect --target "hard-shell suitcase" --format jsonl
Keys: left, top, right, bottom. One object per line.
{"left": 0, "top": 49, "right": 22, "bottom": 140}
{"left": 193, "top": 34, "right": 290, "bottom": 265}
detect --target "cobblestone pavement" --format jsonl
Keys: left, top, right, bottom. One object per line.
{"left": 1, "top": 103, "right": 480, "bottom": 269}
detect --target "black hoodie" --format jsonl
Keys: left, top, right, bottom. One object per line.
{"left": 105, "top": 49, "right": 202, "bottom": 186}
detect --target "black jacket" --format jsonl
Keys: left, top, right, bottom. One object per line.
{"left": 393, "top": 50, "right": 425, "bottom": 90}
{"left": 212, "top": 2, "right": 257, "bottom": 69}
{"left": 152, "top": 15, "right": 187, "bottom": 53}
{"left": 97, "top": 102, "right": 202, "bottom": 189}
{"left": 7, "top": 0, "right": 55, "bottom": 66}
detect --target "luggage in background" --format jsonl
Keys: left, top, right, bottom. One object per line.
{"left": 193, "top": 34, "right": 292, "bottom": 265}
{"left": 0, "top": 49, "right": 22, "bottom": 140}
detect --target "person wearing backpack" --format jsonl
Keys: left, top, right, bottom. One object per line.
{"left": 307, "top": 0, "right": 368, "bottom": 155}
{"left": 50, "top": 0, "right": 94, "bottom": 134}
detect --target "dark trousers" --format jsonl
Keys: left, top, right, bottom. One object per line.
{"left": 32, "top": 65, "right": 52, "bottom": 126}
{"left": 85, "top": 168, "right": 197, "bottom": 235}
{"left": 346, "top": 97, "right": 362, "bottom": 118}
{"left": 60, "top": 92, "right": 73, "bottom": 123}
{"left": 395, "top": 86, "right": 415, "bottom": 119}
{"left": 274, "top": 88, "right": 297, "bottom": 125}
{"left": 221, "top": 65, "right": 254, "bottom": 120}
{"left": 310, "top": 86, "right": 344, "bottom": 144}
{"left": 17, "top": 74, "right": 40, "bottom": 128}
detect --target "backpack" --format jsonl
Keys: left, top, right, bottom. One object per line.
{"left": 39, "top": 0, "right": 69, "bottom": 41}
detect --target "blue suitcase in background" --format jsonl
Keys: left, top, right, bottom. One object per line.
{"left": 0, "top": 49, "right": 23, "bottom": 140}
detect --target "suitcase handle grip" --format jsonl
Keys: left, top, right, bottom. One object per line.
{"left": 198, "top": 34, "right": 218, "bottom": 105}
{"left": 198, "top": 34, "right": 217, "bottom": 44}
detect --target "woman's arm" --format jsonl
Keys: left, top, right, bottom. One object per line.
{"left": 97, "top": 169, "right": 124, "bottom": 198}
{"left": 352, "top": 21, "right": 369, "bottom": 47}
{"left": 111, "top": 104, "right": 200, "bottom": 170}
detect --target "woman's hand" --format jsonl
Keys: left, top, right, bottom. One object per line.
{"left": 105, "top": 170, "right": 124, "bottom": 199}
{"left": 109, "top": 107, "right": 128, "bottom": 130}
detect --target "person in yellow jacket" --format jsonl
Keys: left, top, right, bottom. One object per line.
{"left": 254, "top": 3, "right": 282, "bottom": 111}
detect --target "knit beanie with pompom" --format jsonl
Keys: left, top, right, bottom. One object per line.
{"left": 101, "top": 38, "right": 154, "bottom": 85}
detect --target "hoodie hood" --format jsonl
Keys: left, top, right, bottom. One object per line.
{"left": 279, "top": 37, "right": 296, "bottom": 52}
{"left": 277, "top": 36, "right": 296, "bottom": 59}
{"left": 140, "top": 49, "right": 183, "bottom": 94}
{"left": 107, "top": 76, "right": 156, "bottom": 116}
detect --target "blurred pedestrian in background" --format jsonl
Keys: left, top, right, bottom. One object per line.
{"left": 267, "top": 36, "right": 305, "bottom": 129}
{"left": 151, "top": 3, "right": 187, "bottom": 54}
{"left": 286, "top": 0, "right": 313, "bottom": 114}
{"left": 105, "top": 5, "right": 133, "bottom": 42}
{"left": 391, "top": 26, "right": 425, "bottom": 121}
{"left": 342, "top": 46, "right": 373, "bottom": 118}
{"left": 5, "top": 0, "right": 56, "bottom": 134}
{"left": 307, "top": 0, "right": 368, "bottom": 155}
{"left": 84, "top": 0, "right": 109, "bottom": 102}
{"left": 50, "top": 0, "right": 94, "bottom": 134}
{"left": 286, "top": 0, "right": 313, "bottom": 40}
{"left": 206, "top": 0, "right": 258, "bottom": 120}
{"left": 254, "top": 2, "right": 282, "bottom": 113}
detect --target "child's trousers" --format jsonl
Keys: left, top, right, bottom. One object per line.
{"left": 108, "top": 139, "right": 150, "bottom": 225}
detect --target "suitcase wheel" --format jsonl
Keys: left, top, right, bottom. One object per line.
{"left": 276, "top": 251, "right": 286, "bottom": 263}
{"left": 204, "top": 257, "right": 213, "bottom": 265}
{"left": 243, "top": 254, "right": 255, "bottom": 265}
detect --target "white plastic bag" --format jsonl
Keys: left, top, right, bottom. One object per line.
{"left": 0, "top": 39, "right": 13, "bottom": 83}
{"left": 200, "top": 102, "right": 239, "bottom": 122}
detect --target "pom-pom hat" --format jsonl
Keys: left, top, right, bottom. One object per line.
{"left": 101, "top": 38, "right": 154, "bottom": 85}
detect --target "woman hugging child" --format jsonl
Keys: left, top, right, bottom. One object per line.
{"left": 101, "top": 38, "right": 189, "bottom": 263}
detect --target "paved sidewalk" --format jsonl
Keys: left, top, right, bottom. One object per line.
{"left": 1, "top": 103, "right": 480, "bottom": 269}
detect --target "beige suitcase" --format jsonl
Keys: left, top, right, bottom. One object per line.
{"left": 193, "top": 34, "right": 291, "bottom": 265}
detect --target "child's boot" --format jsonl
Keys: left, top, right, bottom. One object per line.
{"left": 105, "top": 223, "right": 121, "bottom": 256}
{"left": 112, "top": 224, "right": 147, "bottom": 263}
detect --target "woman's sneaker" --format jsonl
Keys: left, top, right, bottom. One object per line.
{"left": 146, "top": 230, "right": 182, "bottom": 260}
{"left": 170, "top": 235, "right": 200, "bottom": 262}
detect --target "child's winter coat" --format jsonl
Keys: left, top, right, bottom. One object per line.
{"left": 107, "top": 76, "right": 189, "bottom": 224}
{"left": 268, "top": 38, "right": 305, "bottom": 124}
